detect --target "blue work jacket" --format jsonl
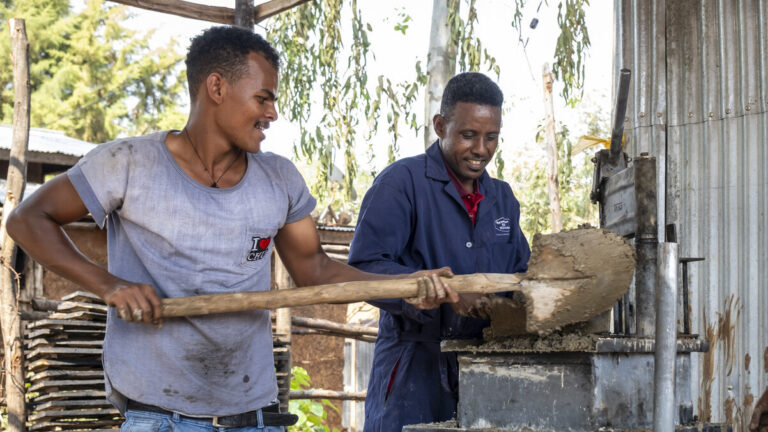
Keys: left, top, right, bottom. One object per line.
{"left": 348, "top": 141, "right": 531, "bottom": 432}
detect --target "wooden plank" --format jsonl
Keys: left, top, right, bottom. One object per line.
{"left": 26, "top": 346, "right": 103, "bottom": 360}
{"left": 27, "top": 358, "right": 102, "bottom": 372}
{"left": 290, "top": 389, "right": 366, "bottom": 401}
{"left": 316, "top": 228, "right": 354, "bottom": 245}
{"left": 26, "top": 328, "right": 104, "bottom": 340}
{"left": 31, "top": 390, "right": 107, "bottom": 403}
{"left": 48, "top": 310, "right": 106, "bottom": 321}
{"left": 27, "top": 319, "right": 106, "bottom": 330}
{"left": 33, "top": 399, "right": 113, "bottom": 411}
{"left": 107, "top": 0, "right": 310, "bottom": 25}
{"left": 61, "top": 291, "right": 103, "bottom": 303}
{"left": 20, "top": 310, "right": 52, "bottom": 321}
{"left": 292, "top": 315, "right": 378, "bottom": 337}
{"left": 27, "top": 338, "right": 103, "bottom": 350}
{"left": 108, "top": 0, "right": 234, "bottom": 24}
{"left": 29, "top": 408, "right": 120, "bottom": 422}
{"left": 31, "top": 298, "right": 61, "bottom": 311}
{"left": 292, "top": 327, "right": 376, "bottom": 343}
{"left": 29, "top": 369, "right": 104, "bottom": 382}
{"left": 28, "top": 379, "right": 105, "bottom": 393}
{"left": 253, "top": 0, "right": 312, "bottom": 23}
{"left": 57, "top": 301, "right": 108, "bottom": 314}
{"left": 29, "top": 419, "right": 120, "bottom": 431}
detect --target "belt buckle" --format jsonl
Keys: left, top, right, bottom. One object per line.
{"left": 211, "top": 416, "right": 230, "bottom": 428}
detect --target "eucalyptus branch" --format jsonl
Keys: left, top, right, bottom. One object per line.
{"left": 552, "top": 0, "right": 591, "bottom": 106}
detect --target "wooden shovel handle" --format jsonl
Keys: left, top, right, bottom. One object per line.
{"left": 160, "top": 273, "right": 522, "bottom": 318}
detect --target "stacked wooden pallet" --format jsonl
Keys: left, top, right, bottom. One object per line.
{"left": 25, "top": 291, "right": 121, "bottom": 431}
{"left": 23, "top": 291, "right": 295, "bottom": 429}
{"left": 273, "top": 338, "right": 291, "bottom": 412}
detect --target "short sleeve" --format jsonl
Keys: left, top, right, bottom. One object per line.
{"left": 67, "top": 140, "right": 131, "bottom": 228}
{"left": 279, "top": 159, "right": 317, "bottom": 224}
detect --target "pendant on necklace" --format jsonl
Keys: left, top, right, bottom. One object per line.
{"left": 211, "top": 182, "right": 218, "bottom": 188}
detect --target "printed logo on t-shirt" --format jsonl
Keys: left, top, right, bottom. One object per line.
{"left": 247, "top": 236, "right": 271, "bottom": 261}
{"left": 494, "top": 217, "right": 511, "bottom": 236}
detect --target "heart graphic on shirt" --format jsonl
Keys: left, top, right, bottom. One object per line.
{"left": 258, "top": 238, "right": 271, "bottom": 250}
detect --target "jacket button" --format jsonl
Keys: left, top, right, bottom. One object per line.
{"left": 465, "top": 241, "right": 473, "bottom": 248}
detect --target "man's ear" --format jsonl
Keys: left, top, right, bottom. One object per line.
{"left": 433, "top": 114, "right": 446, "bottom": 138}
{"left": 205, "top": 73, "right": 226, "bottom": 104}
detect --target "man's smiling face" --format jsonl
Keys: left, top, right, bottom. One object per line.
{"left": 434, "top": 101, "right": 502, "bottom": 191}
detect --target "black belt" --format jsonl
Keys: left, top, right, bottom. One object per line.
{"left": 126, "top": 399, "right": 298, "bottom": 427}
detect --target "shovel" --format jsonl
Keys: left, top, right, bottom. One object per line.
{"left": 161, "top": 228, "right": 636, "bottom": 334}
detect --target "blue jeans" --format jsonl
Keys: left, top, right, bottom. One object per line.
{"left": 121, "top": 409, "right": 285, "bottom": 432}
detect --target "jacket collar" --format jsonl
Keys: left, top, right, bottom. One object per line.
{"left": 425, "top": 140, "right": 492, "bottom": 191}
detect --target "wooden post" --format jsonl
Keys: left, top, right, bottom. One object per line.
{"left": 273, "top": 249, "right": 293, "bottom": 411}
{"left": 1, "top": 18, "right": 30, "bottom": 432}
{"left": 234, "top": 0, "right": 254, "bottom": 28}
{"left": 542, "top": 63, "right": 563, "bottom": 233}
{"left": 273, "top": 250, "right": 294, "bottom": 343}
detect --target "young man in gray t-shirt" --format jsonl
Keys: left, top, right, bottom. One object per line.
{"left": 8, "top": 26, "right": 456, "bottom": 432}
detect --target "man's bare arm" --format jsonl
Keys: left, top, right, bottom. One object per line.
{"left": 274, "top": 215, "right": 458, "bottom": 309}
{"left": 6, "top": 174, "right": 161, "bottom": 324}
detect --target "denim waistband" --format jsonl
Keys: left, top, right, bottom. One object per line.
{"left": 126, "top": 400, "right": 297, "bottom": 427}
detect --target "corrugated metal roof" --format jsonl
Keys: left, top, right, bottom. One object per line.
{"left": 0, "top": 124, "right": 96, "bottom": 157}
{"left": 317, "top": 225, "right": 355, "bottom": 232}
{"left": 617, "top": 0, "right": 768, "bottom": 429}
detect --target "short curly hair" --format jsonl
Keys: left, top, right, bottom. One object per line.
{"left": 439, "top": 72, "right": 503, "bottom": 119}
{"left": 185, "top": 26, "right": 281, "bottom": 101}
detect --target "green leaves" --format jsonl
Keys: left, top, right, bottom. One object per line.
{"left": 393, "top": 9, "right": 412, "bottom": 35}
{"left": 288, "top": 366, "right": 340, "bottom": 432}
{"left": 552, "top": 0, "right": 591, "bottom": 106}
{"left": 268, "top": 0, "right": 430, "bottom": 208}
{"left": 265, "top": 0, "right": 591, "bottom": 215}
{"left": 267, "top": 0, "right": 364, "bottom": 205}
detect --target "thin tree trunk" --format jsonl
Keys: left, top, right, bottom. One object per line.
{"left": 542, "top": 64, "right": 563, "bottom": 233}
{"left": 424, "top": 0, "right": 457, "bottom": 148}
{"left": 1, "top": 18, "right": 30, "bottom": 432}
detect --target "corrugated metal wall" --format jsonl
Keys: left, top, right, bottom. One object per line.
{"left": 616, "top": 0, "right": 768, "bottom": 429}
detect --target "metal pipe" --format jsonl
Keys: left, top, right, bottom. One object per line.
{"left": 653, "top": 242, "right": 679, "bottom": 432}
{"left": 634, "top": 155, "right": 658, "bottom": 336}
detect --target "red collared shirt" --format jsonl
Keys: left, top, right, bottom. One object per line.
{"left": 443, "top": 160, "right": 485, "bottom": 225}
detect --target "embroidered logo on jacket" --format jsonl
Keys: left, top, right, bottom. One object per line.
{"left": 494, "top": 217, "right": 511, "bottom": 235}
{"left": 247, "top": 236, "right": 271, "bottom": 261}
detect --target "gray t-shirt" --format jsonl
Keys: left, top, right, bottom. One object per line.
{"left": 67, "top": 130, "right": 316, "bottom": 416}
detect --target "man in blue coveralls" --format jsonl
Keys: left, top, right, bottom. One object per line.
{"left": 348, "top": 72, "right": 531, "bottom": 431}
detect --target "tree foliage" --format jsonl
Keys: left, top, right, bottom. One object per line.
{"left": 266, "top": 0, "right": 590, "bottom": 206}
{"left": 508, "top": 111, "right": 603, "bottom": 241}
{"left": 0, "top": 0, "right": 186, "bottom": 144}
{"left": 266, "top": 0, "right": 428, "bottom": 205}
{"left": 553, "top": 0, "right": 591, "bottom": 106}
{"left": 289, "top": 366, "right": 339, "bottom": 432}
